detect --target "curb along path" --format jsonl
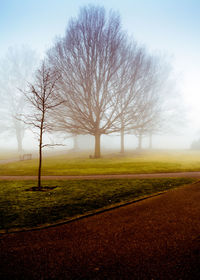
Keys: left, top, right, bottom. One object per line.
{"left": 1, "top": 171, "right": 200, "bottom": 180}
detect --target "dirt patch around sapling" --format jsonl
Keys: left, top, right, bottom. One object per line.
{"left": 26, "top": 186, "right": 58, "bottom": 192}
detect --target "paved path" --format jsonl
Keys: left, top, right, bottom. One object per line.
{"left": 0, "top": 158, "right": 20, "bottom": 165}
{"left": 1, "top": 182, "right": 200, "bottom": 279}
{"left": 1, "top": 171, "right": 200, "bottom": 180}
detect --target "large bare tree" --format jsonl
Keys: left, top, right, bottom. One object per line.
{"left": 20, "top": 62, "right": 62, "bottom": 189}
{"left": 48, "top": 6, "right": 144, "bottom": 158}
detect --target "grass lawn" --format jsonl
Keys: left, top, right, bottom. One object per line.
{"left": 0, "top": 150, "right": 20, "bottom": 161}
{"left": 0, "top": 177, "right": 196, "bottom": 231}
{"left": 0, "top": 150, "right": 200, "bottom": 176}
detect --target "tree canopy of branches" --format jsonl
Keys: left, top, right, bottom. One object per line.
{"left": 126, "top": 54, "right": 177, "bottom": 151}
{"left": 131, "top": 59, "right": 164, "bottom": 150}
{"left": 48, "top": 5, "right": 147, "bottom": 158}
{"left": 20, "top": 62, "right": 62, "bottom": 189}
{"left": 117, "top": 53, "right": 162, "bottom": 153}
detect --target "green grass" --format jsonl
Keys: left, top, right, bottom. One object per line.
{"left": 0, "top": 177, "right": 196, "bottom": 231}
{"left": 1, "top": 150, "right": 200, "bottom": 175}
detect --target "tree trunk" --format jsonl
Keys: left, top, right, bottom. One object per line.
{"left": 38, "top": 138, "right": 42, "bottom": 190}
{"left": 138, "top": 134, "right": 142, "bottom": 150}
{"left": 15, "top": 126, "right": 23, "bottom": 156}
{"left": 73, "top": 135, "right": 79, "bottom": 151}
{"left": 38, "top": 121, "right": 43, "bottom": 190}
{"left": 94, "top": 133, "right": 101, "bottom": 158}
{"left": 120, "top": 127, "right": 125, "bottom": 153}
{"left": 149, "top": 133, "right": 152, "bottom": 149}
{"left": 16, "top": 136, "right": 23, "bottom": 154}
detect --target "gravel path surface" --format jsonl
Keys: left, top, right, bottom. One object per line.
{"left": 1, "top": 182, "right": 200, "bottom": 279}
{"left": 1, "top": 171, "right": 200, "bottom": 180}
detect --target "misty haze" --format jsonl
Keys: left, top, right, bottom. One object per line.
{"left": 0, "top": 1, "right": 200, "bottom": 280}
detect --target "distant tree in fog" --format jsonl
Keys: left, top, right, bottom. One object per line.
{"left": 0, "top": 90, "right": 7, "bottom": 135}
{"left": 131, "top": 56, "right": 176, "bottom": 150}
{"left": 0, "top": 46, "right": 38, "bottom": 155}
{"left": 48, "top": 6, "right": 143, "bottom": 158}
{"left": 133, "top": 112, "right": 161, "bottom": 150}
{"left": 191, "top": 138, "right": 200, "bottom": 150}
{"left": 117, "top": 52, "right": 161, "bottom": 153}
{"left": 48, "top": 109, "right": 81, "bottom": 152}
{"left": 19, "top": 62, "right": 62, "bottom": 189}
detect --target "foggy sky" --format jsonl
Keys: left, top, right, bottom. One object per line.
{"left": 0, "top": 0, "right": 200, "bottom": 149}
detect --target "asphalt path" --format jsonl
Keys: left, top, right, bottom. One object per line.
{"left": 0, "top": 181, "right": 200, "bottom": 279}
{"left": 1, "top": 171, "right": 200, "bottom": 180}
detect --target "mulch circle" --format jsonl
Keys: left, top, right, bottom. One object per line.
{"left": 26, "top": 186, "right": 58, "bottom": 192}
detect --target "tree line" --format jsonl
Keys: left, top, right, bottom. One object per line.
{"left": 25, "top": 6, "right": 171, "bottom": 154}
{"left": 0, "top": 6, "right": 176, "bottom": 188}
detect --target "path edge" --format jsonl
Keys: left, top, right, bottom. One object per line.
{"left": 1, "top": 181, "right": 198, "bottom": 235}
{"left": 0, "top": 191, "right": 166, "bottom": 235}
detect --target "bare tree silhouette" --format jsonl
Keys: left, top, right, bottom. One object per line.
{"left": 19, "top": 62, "right": 62, "bottom": 189}
{"left": 48, "top": 6, "right": 145, "bottom": 158}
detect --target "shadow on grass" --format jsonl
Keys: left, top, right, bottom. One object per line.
{"left": 26, "top": 186, "right": 58, "bottom": 192}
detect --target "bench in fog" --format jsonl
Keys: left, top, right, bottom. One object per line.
{"left": 20, "top": 154, "right": 32, "bottom": 161}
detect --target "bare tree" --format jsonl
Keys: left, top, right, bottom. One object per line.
{"left": 128, "top": 55, "right": 176, "bottom": 151}
{"left": 133, "top": 109, "right": 161, "bottom": 150}
{"left": 48, "top": 6, "right": 143, "bottom": 158}
{"left": 117, "top": 51, "right": 159, "bottom": 153}
{"left": 0, "top": 89, "right": 7, "bottom": 135}
{"left": 0, "top": 46, "right": 38, "bottom": 155}
{"left": 19, "top": 62, "right": 62, "bottom": 189}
